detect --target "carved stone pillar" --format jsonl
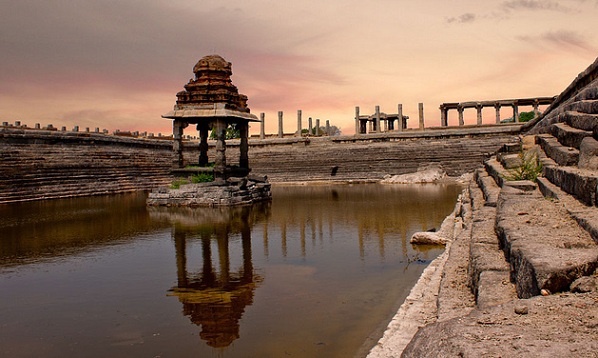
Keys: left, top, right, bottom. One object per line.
{"left": 418, "top": 103, "right": 425, "bottom": 130}
{"left": 308, "top": 117, "right": 313, "bottom": 136}
{"left": 494, "top": 103, "right": 501, "bottom": 124}
{"left": 375, "top": 106, "right": 381, "bottom": 133}
{"left": 260, "top": 113, "right": 265, "bottom": 139}
{"left": 533, "top": 99, "right": 540, "bottom": 117}
{"left": 198, "top": 122, "right": 209, "bottom": 166}
{"left": 239, "top": 120, "right": 249, "bottom": 170}
{"left": 440, "top": 105, "right": 447, "bottom": 127}
{"left": 315, "top": 118, "right": 321, "bottom": 136}
{"left": 278, "top": 111, "right": 284, "bottom": 138}
{"left": 458, "top": 105, "right": 464, "bottom": 126}
{"left": 355, "top": 106, "right": 360, "bottom": 135}
{"left": 296, "top": 110, "right": 302, "bottom": 137}
{"left": 513, "top": 102, "right": 519, "bottom": 123}
{"left": 398, "top": 104, "right": 404, "bottom": 131}
{"left": 173, "top": 119, "right": 186, "bottom": 168}
{"left": 214, "top": 119, "right": 227, "bottom": 178}
{"left": 476, "top": 103, "right": 483, "bottom": 125}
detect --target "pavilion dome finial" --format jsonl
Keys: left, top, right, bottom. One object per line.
{"left": 174, "top": 54, "right": 249, "bottom": 112}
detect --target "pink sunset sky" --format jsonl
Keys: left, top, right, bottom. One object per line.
{"left": 1, "top": 0, "right": 597, "bottom": 135}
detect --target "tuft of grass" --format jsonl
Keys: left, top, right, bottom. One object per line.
{"left": 502, "top": 150, "right": 543, "bottom": 182}
{"left": 170, "top": 178, "right": 189, "bottom": 189}
{"left": 191, "top": 172, "right": 214, "bottom": 183}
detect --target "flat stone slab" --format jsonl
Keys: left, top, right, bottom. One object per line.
{"left": 550, "top": 122, "right": 592, "bottom": 149}
{"left": 563, "top": 110, "right": 598, "bottom": 132}
{"left": 543, "top": 165, "right": 598, "bottom": 206}
{"left": 536, "top": 134, "right": 579, "bottom": 166}
{"left": 496, "top": 186, "right": 598, "bottom": 298}
{"left": 402, "top": 292, "right": 598, "bottom": 357}
{"left": 147, "top": 177, "right": 272, "bottom": 207}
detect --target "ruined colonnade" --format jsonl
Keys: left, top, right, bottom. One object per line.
{"left": 439, "top": 97, "right": 555, "bottom": 126}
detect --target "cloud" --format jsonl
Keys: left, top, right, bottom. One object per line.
{"left": 501, "top": 0, "right": 575, "bottom": 13}
{"left": 446, "top": 13, "right": 477, "bottom": 24}
{"left": 517, "top": 30, "right": 592, "bottom": 51}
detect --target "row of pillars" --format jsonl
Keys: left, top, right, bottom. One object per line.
{"left": 438, "top": 97, "right": 554, "bottom": 127}
{"left": 354, "top": 103, "right": 425, "bottom": 134}
{"left": 173, "top": 118, "right": 250, "bottom": 178}
{"left": 259, "top": 110, "right": 332, "bottom": 139}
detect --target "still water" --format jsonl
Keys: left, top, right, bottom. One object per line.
{"left": 0, "top": 183, "right": 461, "bottom": 358}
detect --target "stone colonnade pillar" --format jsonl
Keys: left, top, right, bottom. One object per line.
{"left": 440, "top": 105, "right": 447, "bottom": 127}
{"left": 458, "top": 105, "right": 464, "bottom": 126}
{"left": 533, "top": 99, "right": 540, "bottom": 117}
{"left": 308, "top": 117, "right": 313, "bottom": 136}
{"left": 198, "top": 122, "right": 209, "bottom": 166}
{"left": 315, "top": 118, "right": 320, "bottom": 136}
{"left": 398, "top": 104, "right": 404, "bottom": 131}
{"left": 278, "top": 111, "right": 284, "bottom": 138}
{"left": 296, "top": 110, "right": 302, "bottom": 136}
{"left": 173, "top": 120, "right": 186, "bottom": 168}
{"left": 418, "top": 103, "right": 424, "bottom": 130}
{"left": 513, "top": 102, "right": 519, "bottom": 123}
{"left": 355, "top": 106, "right": 360, "bottom": 135}
{"left": 214, "top": 119, "right": 227, "bottom": 178}
{"left": 325, "top": 120, "right": 330, "bottom": 136}
{"left": 260, "top": 113, "right": 265, "bottom": 139}
{"left": 494, "top": 103, "right": 501, "bottom": 124}
{"left": 375, "top": 106, "right": 381, "bottom": 133}
{"left": 239, "top": 120, "right": 249, "bottom": 170}
{"left": 476, "top": 103, "right": 483, "bottom": 125}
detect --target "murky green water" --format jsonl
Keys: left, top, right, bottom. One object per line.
{"left": 0, "top": 183, "right": 461, "bottom": 358}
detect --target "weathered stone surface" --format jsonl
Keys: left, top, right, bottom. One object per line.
{"left": 497, "top": 153, "right": 522, "bottom": 169}
{"left": 535, "top": 134, "right": 580, "bottom": 166}
{"left": 566, "top": 99, "right": 598, "bottom": 114}
{"left": 570, "top": 275, "right": 597, "bottom": 293}
{"left": 578, "top": 136, "right": 598, "bottom": 170}
{"left": 475, "top": 170, "right": 500, "bottom": 207}
{"left": 476, "top": 270, "right": 516, "bottom": 309}
{"left": 550, "top": 122, "right": 593, "bottom": 148}
{"left": 146, "top": 177, "right": 271, "bottom": 207}
{"left": 402, "top": 293, "right": 598, "bottom": 358}
{"left": 543, "top": 165, "right": 598, "bottom": 206}
{"left": 483, "top": 158, "right": 505, "bottom": 187}
{"left": 496, "top": 186, "right": 598, "bottom": 298}
{"left": 381, "top": 163, "right": 446, "bottom": 184}
{"left": 410, "top": 231, "right": 448, "bottom": 245}
{"left": 503, "top": 180, "right": 537, "bottom": 192}
{"left": 563, "top": 111, "right": 598, "bottom": 132}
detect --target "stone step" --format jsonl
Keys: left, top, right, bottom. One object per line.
{"left": 468, "top": 202, "right": 516, "bottom": 308}
{"left": 562, "top": 111, "right": 598, "bottom": 132}
{"left": 536, "top": 134, "right": 579, "bottom": 166}
{"left": 537, "top": 177, "right": 598, "bottom": 244}
{"left": 474, "top": 168, "right": 499, "bottom": 207}
{"left": 550, "top": 122, "right": 593, "bottom": 149}
{"left": 543, "top": 165, "right": 598, "bottom": 206}
{"left": 483, "top": 158, "right": 506, "bottom": 187}
{"left": 495, "top": 185, "right": 598, "bottom": 298}
{"left": 565, "top": 99, "right": 598, "bottom": 114}
{"left": 573, "top": 84, "right": 598, "bottom": 101}
{"left": 496, "top": 153, "right": 521, "bottom": 169}
{"left": 579, "top": 137, "right": 598, "bottom": 170}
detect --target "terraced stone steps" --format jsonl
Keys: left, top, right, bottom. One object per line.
{"left": 536, "top": 134, "right": 579, "bottom": 166}
{"left": 550, "top": 122, "right": 592, "bottom": 148}
{"left": 495, "top": 184, "right": 598, "bottom": 298}
{"left": 562, "top": 111, "right": 598, "bottom": 133}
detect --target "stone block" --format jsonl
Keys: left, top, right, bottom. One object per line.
{"left": 544, "top": 165, "right": 598, "bottom": 206}
{"left": 566, "top": 99, "right": 598, "bottom": 114}
{"left": 497, "top": 153, "right": 521, "bottom": 169}
{"left": 536, "top": 134, "right": 579, "bottom": 166}
{"left": 578, "top": 136, "right": 598, "bottom": 170}
{"left": 563, "top": 111, "right": 598, "bottom": 132}
{"left": 550, "top": 122, "right": 592, "bottom": 149}
{"left": 476, "top": 270, "right": 516, "bottom": 309}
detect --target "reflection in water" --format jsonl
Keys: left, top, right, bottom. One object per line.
{"left": 0, "top": 184, "right": 462, "bottom": 358}
{"left": 149, "top": 203, "right": 270, "bottom": 348}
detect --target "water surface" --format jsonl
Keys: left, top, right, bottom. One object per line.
{"left": 0, "top": 184, "right": 461, "bottom": 357}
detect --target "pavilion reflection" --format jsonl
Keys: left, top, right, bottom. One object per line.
{"left": 148, "top": 202, "right": 270, "bottom": 348}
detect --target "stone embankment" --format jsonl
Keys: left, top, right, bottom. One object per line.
{"left": 368, "top": 58, "right": 598, "bottom": 358}
{"left": 0, "top": 129, "right": 173, "bottom": 203}
{"left": 0, "top": 124, "right": 519, "bottom": 204}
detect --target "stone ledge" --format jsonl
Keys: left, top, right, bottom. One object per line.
{"left": 536, "top": 134, "right": 579, "bottom": 166}
{"left": 543, "top": 165, "right": 598, "bottom": 206}
{"left": 550, "top": 122, "right": 592, "bottom": 149}
{"left": 496, "top": 186, "right": 598, "bottom": 298}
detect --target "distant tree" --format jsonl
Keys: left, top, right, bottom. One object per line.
{"left": 210, "top": 123, "right": 240, "bottom": 139}
{"left": 518, "top": 111, "right": 536, "bottom": 123}
{"left": 302, "top": 124, "right": 341, "bottom": 136}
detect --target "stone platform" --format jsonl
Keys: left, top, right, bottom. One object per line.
{"left": 146, "top": 175, "right": 271, "bottom": 207}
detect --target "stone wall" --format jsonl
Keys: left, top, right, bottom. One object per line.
{"left": 0, "top": 129, "right": 173, "bottom": 203}
{"left": 0, "top": 126, "right": 520, "bottom": 204}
